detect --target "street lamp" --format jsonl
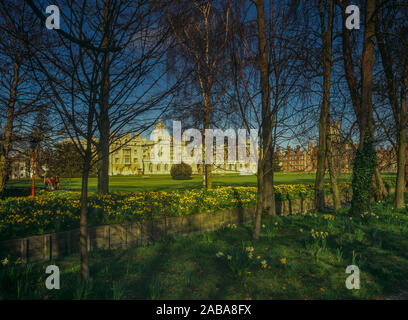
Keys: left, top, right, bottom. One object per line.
{"left": 29, "top": 137, "right": 40, "bottom": 197}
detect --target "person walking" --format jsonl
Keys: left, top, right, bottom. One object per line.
{"left": 44, "top": 177, "right": 51, "bottom": 191}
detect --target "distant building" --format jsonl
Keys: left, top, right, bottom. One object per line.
{"left": 108, "top": 122, "right": 257, "bottom": 176}
{"left": 7, "top": 121, "right": 401, "bottom": 179}
{"left": 276, "top": 143, "right": 316, "bottom": 172}
{"left": 377, "top": 145, "right": 397, "bottom": 172}
{"left": 9, "top": 154, "right": 30, "bottom": 179}
{"left": 274, "top": 120, "right": 399, "bottom": 173}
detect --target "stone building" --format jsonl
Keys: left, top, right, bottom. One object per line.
{"left": 107, "top": 121, "right": 401, "bottom": 175}
{"left": 8, "top": 154, "right": 30, "bottom": 179}
{"left": 7, "top": 121, "right": 401, "bottom": 179}
{"left": 108, "top": 122, "right": 257, "bottom": 176}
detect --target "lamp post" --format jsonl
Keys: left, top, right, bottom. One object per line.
{"left": 31, "top": 150, "right": 36, "bottom": 196}
{"left": 29, "top": 138, "right": 39, "bottom": 197}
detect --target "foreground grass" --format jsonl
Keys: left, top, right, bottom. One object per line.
{"left": 1, "top": 195, "right": 407, "bottom": 300}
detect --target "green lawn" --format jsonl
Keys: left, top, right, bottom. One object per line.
{"left": 6, "top": 172, "right": 396, "bottom": 194}
{"left": 59, "top": 173, "right": 325, "bottom": 192}
{"left": 1, "top": 195, "right": 407, "bottom": 299}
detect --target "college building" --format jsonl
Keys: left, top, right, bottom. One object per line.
{"left": 108, "top": 121, "right": 257, "bottom": 176}
{"left": 8, "top": 121, "right": 399, "bottom": 179}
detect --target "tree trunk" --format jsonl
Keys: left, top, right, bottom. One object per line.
{"left": 395, "top": 81, "right": 407, "bottom": 208}
{"left": 372, "top": 165, "right": 388, "bottom": 201}
{"left": 256, "top": 0, "right": 274, "bottom": 214}
{"left": 315, "top": 0, "right": 334, "bottom": 212}
{"left": 374, "top": 9, "right": 405, "bottom": 204}
{"left": 262, "top": 147, "right": 276, "bottom": 216}
{"left": 202, "top": 93, "right": 212, "bottom": 190}
{"left": 79, "top": 103, "right": 95, "bottom": 280}
{"left": 97, "top": 0, "right": 111, "bottom": 195}
{"left": 253, "top": 160, "right": 264, "bottom": 239}
{"left": 80, "top": 155, "right": 90, "bottom": 280}
{"left": 97, "top": 126, "right": 110, "bottom": 194}
{"left": 252, "top": 0, "right": 275, "bottom": 237}
{"left": 97, "top": 73, "right": 110, "bottom": 195}
{"left": 327, "top": 124, "right": 341, "bottom": 210}
{"left": 0, "top": 63, "right": 19, "bottom": 195}
{"left": 350, "top": 0, "right": 377, "bottom": 215}
{"left": 314, "top": 130, "right": 326, "bottom": 211}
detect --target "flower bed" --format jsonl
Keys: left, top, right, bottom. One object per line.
{"left": 0, "top": 183, "right": 353, "bottom": 241}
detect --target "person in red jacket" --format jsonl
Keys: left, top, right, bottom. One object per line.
{"left": 44, "top": 177, "right": 51, "bottom": 191}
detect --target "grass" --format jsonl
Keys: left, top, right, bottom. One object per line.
{"left": 5, "top": 172, "right": 396, "bottom": 194}
{"left": 1, "top": 194, "right": 407, "bottom": 300}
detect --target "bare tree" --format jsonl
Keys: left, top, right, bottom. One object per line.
{"left": 374, "top": 0, "right": 408, "bottom": 209}
{"left": 339, "top": 0, "right": 387, "bottom": 214}
{"left": 94, "top": 0, "right": 177, "bottom": 194}
{"left": 25, "top": 0, "right": 178, "bottom": 196}
{"left": 24, "top": 0, "right": 177, "bottom": 279}
{"left": 165, "top": 0, "right": 232, "bottom": 189}
{"left": 229, "top": 0, "right": 304, "bottom": 238}
{"left": 313, "top": 0, "right": 341, "bottom": 211}
{"left": 0, "top": 0, "right": 44, "bottom": 195}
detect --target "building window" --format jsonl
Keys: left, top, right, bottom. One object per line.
{"left": 124, "top": 157, "right": 130, "bottom": 164}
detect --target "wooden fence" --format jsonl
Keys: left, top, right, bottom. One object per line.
{"left": 0, "top": 193, "right": 351, "bottom": 263}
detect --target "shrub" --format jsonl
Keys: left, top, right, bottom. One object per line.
{"left": 170, "top": 162, "right": 192, "bottom": 180}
